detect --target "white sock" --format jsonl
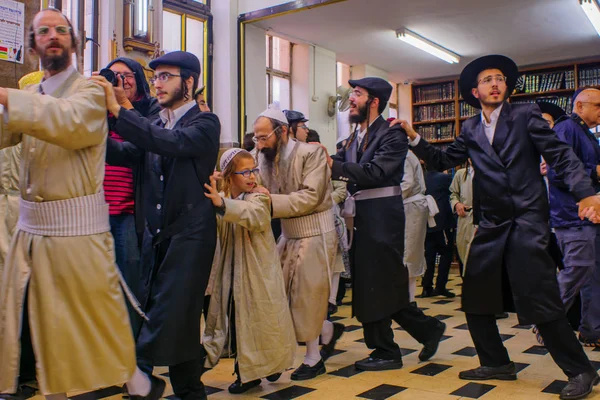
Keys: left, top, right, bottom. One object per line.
{"left": 329, "top": 273, "right": 341, "bottom": 305}
{"left": 321, "top": 320, "right": 334, "bottom": 345}
{"left": 409, "top": 277, "right": 418, "bottom": 302}
{"left": 45, "top": 394, "right": 68, "bottom": 400}
{"left": 126, "top": 367, "right": 151, "bottom": 396}
{"left": 304, "top": 338, "right": 321, "bottom": 367}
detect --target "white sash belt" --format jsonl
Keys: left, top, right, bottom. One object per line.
{"left": 403, "top": 193, "right": 439, "bottom": 228}
{"left": 17, "top": 192, "right": 110, "bottom": 236}
{"left": 281, "top": 208, "right": 336, "bottom": 239}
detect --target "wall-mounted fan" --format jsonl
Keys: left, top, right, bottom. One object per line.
{"left": 327, "top": 86, "right": 352, "bottom": 117}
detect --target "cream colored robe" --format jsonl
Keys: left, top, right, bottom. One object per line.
{"left": 0, "top": 145, "right": 20, "bottom": 274}
{"left": 256, "top": 140, "right": 338, "bottom": 342}
{"left": 402, "top": 151, "right": 429, "bottom": 278}
{"left": 331, "top": 180, "right": 347, "bottom": 274}
{"left": 203, "top": 193, "right": 295, "bottom": 383}
{"left": 0, "top": 71, "right": 135, "bottom": 395}
{"left": 450, "top": 167, "right": 476, "bottom": 263}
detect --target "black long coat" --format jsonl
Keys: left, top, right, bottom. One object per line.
{"left": 331, "top": 116, "right": 409, "bottom": 323}
{"left": 107, "top": 105, "right": 220, "bottom": 365}
{"left": 412, "top": 102, "right": 595, "bottom": 325}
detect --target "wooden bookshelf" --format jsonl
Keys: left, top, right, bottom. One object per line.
{"left": 410, "top": 58, "right": 600, "bottom": 145}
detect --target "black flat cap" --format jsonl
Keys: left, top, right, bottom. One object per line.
{"left": 536, "top": 100, "right": 567, "bottom": 122}
{"left": 348, "top": 77, "right": 393, "bottom": 105}
{"left": 459, "top": 54, "right": 519, "bottom": 109}
{"left": 149, "top": 51, "right": 201, "bottom": 74}
{"left": 283, "top": 110, "right": 308, "bottom": 124}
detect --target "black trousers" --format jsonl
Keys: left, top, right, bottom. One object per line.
{"left": 139, "top": 357, "right": 205, "bottom": 399}
{"left": 466, "top": 313, "right": 594, "bottom": 377}
{"left": 362, "top": 303, "right": 441, "bottom": 360}
{"left": 423, "top": 229, "right": 454, "bottom": 291}
{"left": 18, "top": 287, "right": 37, "bottom": 385}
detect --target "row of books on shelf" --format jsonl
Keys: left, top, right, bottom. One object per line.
{"left": 516, "top": 70, "right": 575, "bottom": 94}
{"left": 511, "top": 96, "right": 572, "bottom": 114}
{"left": 414, "top": 103, "right": 455, "bottom": 122}
{"left": 460, "top": 102, "right": 479, "bottom": 118}
{"left": 416, "top": 123, "right": 455, "bottom": 142}
{"left": 413, "top": 82, "right": 455, "bottom": 103}
{"left": 579, "top": 67, "right": 600, "bottom": 88}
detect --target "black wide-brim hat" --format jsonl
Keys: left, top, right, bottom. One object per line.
{"left": 536, "top": 101, "right": 567, "bottom": 122}
{"left": 459, "top": 55, "right": 519, "bottom": 109}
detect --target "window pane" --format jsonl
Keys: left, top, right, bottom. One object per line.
{"left": 388, "top": 107, "right": 398, "bottom": 119}
{"left": 266, "top": 35, "right": 270, "bottom": 68}
{"left": 390, "top": 82, "right": 397, "bottom": 106}
{"left": 186, "top": 17, "right": 204, "bottom": 71}
{"left": 272, "top": 36, "right": 290, "bottom": 73}
{"left": 266, "top": 74, "right": 270, "bottom": 107}
{"left": 272, "top": 76, "right": 290, "bottom": 110}
{"left": 162, "top": 11, "right": 182, "bottom": 53}
{"left": 83, "top": 0, "right": 93, "bottom": 76}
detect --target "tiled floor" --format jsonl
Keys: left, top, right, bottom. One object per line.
{"left": 26, "top": 272, "right": 600, "bottom": 399}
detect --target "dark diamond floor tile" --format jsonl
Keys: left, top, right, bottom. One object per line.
{"left": 542, "top": 380, "right": 567, "bottom": 394}
{"left": 329, "top": 364, "right": 364, "bottom": 378}
{"left": 454, "top": 323, "right": 469, "bottom": 330}
{"left": 357, "top": 384, "right": 407, "bottom": 400}
{"left": 500, "top": 334, "right": 515, "bottom": 342}
{"left": 327, "top": 348, "right": 347, "bottom": 358}
{"left": 455, "top": 307, "right": 464, "bottom": 311}
{"left": 433, "top": 299, "right": 453, "bottom": 305}
{"left": 355, "top": 338, "right": 365, "bottom": 343}
{"left": 418, "top": 307, "right": 429, "bottom": 311}
{"left": 592, "top": 346, "right": 600, "bottom": 352}
{"left": 166, "top": 386, "right": 222, "bottom": 399}
{"left": 453, "top": 346, "right": 477, "bottom": 357}
{"left": 512, "top": 324, "right": 533, "bottom": 329}
{"left": 450, "top": 382, "right": 495, "bottom": 398}
{"left": 439, "top": 334, "right": 453, "bottom": 342}
{"left": 456, "top": 283, "right": 463, "bottom": 286}
{"left": 71, "top": 386, "right": 122, "bottom": 400}
{"left": 523, "top": 345, "right": 549, "bottom": 355}
{"left": 330, "top": 316, "right": 345, "bottom": 322}
{"left": 344, "top": 325, "right": 362, "bottom": 332}
{"left": 342, "top": 301, "right": 352, "bottom": 306}
{"left": 393, "top": 325, "right": 405, "bottom": 331}
{"left": 160, "top": 372, "right": 170, "bottom": 377}
{"left": 261, "top": 385, "right": 316, "bottom": 399}
{"left": 434, "top": 314, "right": 453, "bottom": 321}
{"left": 400, "top": 348, "right": 417, "bottom": 356}
{"left": 514, "top": 362, "right": 530, "bottom": 373}
{"left": 410, "top": 362, "right": 452, "bottom": 376}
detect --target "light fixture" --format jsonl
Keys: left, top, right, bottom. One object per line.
{"left": 396, "top": 29, "right": 460, "bottom": 64}
{"left": 580, "top": 0, "right": 600, "bottom": 36}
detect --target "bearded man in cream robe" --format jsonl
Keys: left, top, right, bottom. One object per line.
{"left": 251, "top": 107, "right": 342, "bottom": 381}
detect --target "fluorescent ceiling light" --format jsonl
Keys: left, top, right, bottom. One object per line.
{"left": 396, "top": 29, "right": 460, "bottom": 64}
{"left": 581, "top": 0, "right": 600, "bottom": 36}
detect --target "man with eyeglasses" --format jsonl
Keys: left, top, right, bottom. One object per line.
{"left": 252, "top": 106, "right": 343, "bottom": 381}
{"left": 0, "top": 8, "right": 166, "bottom": 400}
{"left": 283, "top": 110, "right": 310, "bottom": 142}
{"left": 547, "top": 88, "right": 600, "bottom": 350}
{"left": 99, "top": 57, "right": 161, "bottom": 337}
{"left": 91, "top": 50, "right": 220, "bottom": 400}
{"left": 194, "top": 86, "right": 210, "bottom": 112}
{"left": 393, "top": 55, "right": 600, "bottom": 399}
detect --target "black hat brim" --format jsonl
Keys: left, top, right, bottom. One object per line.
{"left": 537, "top": 101, "right": 567, "bottom": 121}
{"left": 459, "top": 55, "right": 519, "bottom": 109}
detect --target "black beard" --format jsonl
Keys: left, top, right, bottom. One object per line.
{"left": 160, "top": 85, "right": 185, "bottom": 108}
{"left": 261, "top": 146, "right": 278, "bottom": 162}
{"left": 40, "top": 46, "right": 71, "bottom": 72}
{"left": 349, "top": 103, "right": 368, "bottom": 124}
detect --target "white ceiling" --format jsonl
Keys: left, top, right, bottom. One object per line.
{"left": 251, "top": 0, "right": 600, "bottom": 83}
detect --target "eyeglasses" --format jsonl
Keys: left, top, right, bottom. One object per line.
{"left": 478, "top": 75, "right": 507, "bottom": 85}
{"left": 252, "top": 129, "right": 276, "bottom": 143}
{"left": 35, "top": 25, "right": 71, "bottom": 36}
{"left": 116, "top": 72, "right": 136, "bottom": 80}
{"left": 298, "top": 125, "right": 309, "bottom": 131}
{"left": 150, "top": 72, "right": 181, "bottom": 85}
{"left": 349, "top": 89, "right": 367, "bottom": 99}
{"left": 234, "top": 168, "right": 260, "bottom": 178}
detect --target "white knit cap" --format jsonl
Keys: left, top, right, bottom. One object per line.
{"left": 220, "top": 148, "right": 249, "bottom": 171}
{"left": 258, "top": 104, "right": 288, "bottom": 125}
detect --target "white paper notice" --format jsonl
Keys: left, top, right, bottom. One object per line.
{"left": 0, "top": 0, "right": 25, "bottom": 64}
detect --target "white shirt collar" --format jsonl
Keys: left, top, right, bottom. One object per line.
{"left": 39, "top": 65, "right": 76, "bottom": 96}
{"left": 159, "top": 101, "right": 196, "bottom": 129}
{"left": 481, "top": 104, "right": 503, "bottom": 127}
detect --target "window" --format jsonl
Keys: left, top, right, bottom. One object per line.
{"left": 389, "top": 81, "right": 398, "bottom": 118}
{"left": 266, "top": 35, "right": 292, "bottom": 110}
{"left": 60, "top": 0, "right": 97, "bottom": 75}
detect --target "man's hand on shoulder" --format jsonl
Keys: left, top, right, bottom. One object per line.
{"left": 389, "top": 119, "right": 418, "bottom": 140}
{"left": 312, "top": 142, "right": 333, "bottom": 169}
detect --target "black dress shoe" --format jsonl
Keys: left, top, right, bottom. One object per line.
{"left": 418, "top": 289, "right": 434, "bottom": 298}
{"left": 419, "top": 321, "right": 446, "bottom": 361}
{"left": 328, "top": 302, "right": 338, "bottom": 315}
{"left": 560, "top": 370, "right": 600, "bottom": 400}
{"left": 459, "top": 362, "right": 517, "bottom": 381}
{"left": 320, "top": 322, "right": 345, "bottom": 361}
{"left": 291, "top": 359, "right": 326, "bottom": 381}
{"left": 354, "top": 357, "right": 403, "bottom": 371}
{"left": 266, "top": 372, "right": 282, "bottom": 382}
{"left": 434, "top": 288, "right": 456, "bottom": 298}
{"left": 228, "top": 378, "right": 261, "bottom": 394}
{"left": 129, "top": 375, "right": 166, "bottom": 400}
{"left": 0, "top": 386, "right": 36, "bottom": 400}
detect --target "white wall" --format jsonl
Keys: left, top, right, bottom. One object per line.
{"left": 244, "top": 24, "right": 268, "bottom": 133}
{"left": 307, "top": 46, "right": 337, "bottom": 152}
{"left": 291, "top": 43, "right": 310, "bottom": 117}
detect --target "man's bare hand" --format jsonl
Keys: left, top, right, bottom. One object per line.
{"left": 389, "top": 119, "right": 418, "bottom": 140}
{"left": 88, "top": 75, "right": 122, "bottom": 117}
{"left": 578, "top": 195, "right": 600, "bottom": 223}
{"left": 252, "top": 185, "right": 270, "bottom": 196}
{"left": 540, "top": 161, "right": 547, "bottom": 176}
{"left": 312, "top": 142, "right": 333, "bottom": 168}
{"left": 455, "top": 202, "right": 467, "bottom": 218}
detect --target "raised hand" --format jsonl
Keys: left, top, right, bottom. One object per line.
{"left": 203, "top": 175, "right": 224, "bottom": 207}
